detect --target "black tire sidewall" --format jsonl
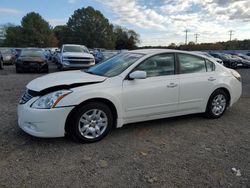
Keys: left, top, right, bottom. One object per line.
{"left": 0, "top": 60, "right": 3, "bottom": 69}
{"left": 69, "top": 102, "right": 113, "bottom": 143}
{"left": 206, "top": 89, "right": 228, "bottom": 119}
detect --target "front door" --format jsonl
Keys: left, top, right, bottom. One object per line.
{"left": 122, "top": 53, "right": 179, "bottom": 121}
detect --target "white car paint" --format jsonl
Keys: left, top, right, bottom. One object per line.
{"left": 18, "top": 49, "right": 242, "bottom": 138}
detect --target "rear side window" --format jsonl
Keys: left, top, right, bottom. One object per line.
{"left": 206, "top": 59, "right": 215, "bottom": 72}
{"left": 178, "top": 54, "right": 206, "bottom": 74}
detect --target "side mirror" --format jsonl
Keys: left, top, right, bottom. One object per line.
{"left": 129, "top": 71, "right": 147, "bottom": 80}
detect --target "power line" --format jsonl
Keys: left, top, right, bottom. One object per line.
{"left": 229, "top": 30, "right": 234, "bottom": 41}
{"left": 194, "top": 33, "right": 200, "bottom": 44}
{"left": 185, "top": 29, "right": 188, "bottom": 45}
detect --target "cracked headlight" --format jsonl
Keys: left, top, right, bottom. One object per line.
{"left": 31, "top": 90, "right": 72, "bottom": 109}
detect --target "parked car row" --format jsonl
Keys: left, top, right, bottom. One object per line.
{"left": 193, "top": 51, "right": 250, "bottom": 69}
{"left": 1, "top": 46, "right": 249, "bottom": 73}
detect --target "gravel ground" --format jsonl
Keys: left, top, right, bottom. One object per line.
{"left": 0, "top": 64, "right": 249, "bottom": 187}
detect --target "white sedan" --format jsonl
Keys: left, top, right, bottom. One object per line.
{"left": 18, "top": 49, "right": 242, "bottom": 143}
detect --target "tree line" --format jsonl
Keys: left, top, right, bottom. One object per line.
{"left": 2, "top": 6, "right": 140, "bottom": 50}
{"left": 140, "top": 40, "right": 250, "bottom": 51}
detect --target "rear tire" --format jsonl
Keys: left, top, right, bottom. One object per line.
{"left": 68, "top": 102, "right": 114, "bottom": 143}
{"left": 205, "top": 89, "right": 228, "bottom": 119}
{"left": 15, "top": 66, "right": 22, "bottom": 73}
{"left": 41, "top": 64, "right": 49, "bottom": 73}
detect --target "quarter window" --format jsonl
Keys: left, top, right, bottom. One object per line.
{"left": 135, "top": 53, "right": 175, "bottom": 77}
{"left": 206, "top": 59, "right": 215, "bottom": 72}
{"left": 178, "top": 54, "right": 206, "bottom": 74}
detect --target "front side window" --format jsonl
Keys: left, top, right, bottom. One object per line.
{"left": 135, "top": 53, "right": 175, "bottom": 77}
{"left": 178, "top": 54, "right": 206, "bottom": 74}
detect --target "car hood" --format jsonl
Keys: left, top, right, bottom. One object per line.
{"left": 62, "top": 52, "right": 94, "bottom": 58}
{"left": 18, "top": 56, "right": 45, "bottom": 62}
{"left": 27, "top": 70, "right": 106, "bottom": 92}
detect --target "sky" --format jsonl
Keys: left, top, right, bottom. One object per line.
{"left": 0, "top": 0, "right": 250, "bottom": 46}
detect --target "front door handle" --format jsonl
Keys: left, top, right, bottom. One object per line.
{"left": 167, "top": 83, "right": 178, "bottom": 88}
{"left": 208, "top": 77, "right": 216, "bottom": 81}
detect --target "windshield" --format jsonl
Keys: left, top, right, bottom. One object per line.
{"left": 87, "top": 52, "right": 144, "bottom": 77}
{"left": 0, "top": 49, "right": 12, "bottom": 54}
{"left": 63, "top": 46, "right": 84, "bottom": 53}
{"left": 20, "top": 50, "right": 44, "bottom": 57}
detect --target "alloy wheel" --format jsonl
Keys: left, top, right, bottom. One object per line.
{"left": 78, "top": 109, "right": 108, "bottom": 139}
{"left": 211, "top": 94, "right": 227, "bottom": 116}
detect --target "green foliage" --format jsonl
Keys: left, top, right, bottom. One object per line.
{"left": 3, "top": 7, "right": 140, "bottom": 49}
{"left": 55, "top": 6, "right": 140, "bottom": 49}
{"left": 140, "top": 40, "right": 250, "bottom": 51}
{"left": 58, "top": 7, "right": 115, "bottom": 48}
{"left": 4, "top": 12, "right": 53, "bottom": 47}
{"left": 114, "top": 26, "right": 140, "bottom": 50}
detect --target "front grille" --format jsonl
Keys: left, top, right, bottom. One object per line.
{"left": 67, "top": 57, "right": 92, "bottom": 60}
{"left": 68, "top": 60, "right": 92, "bottom": 64}
{"left": 19, "top": 89, "right": 36, "bottom": 104}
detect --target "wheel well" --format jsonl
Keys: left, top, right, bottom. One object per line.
{"left": 215, "top": 87, "right": 231, "bottom": 107}
{"left": 65, "top": 98, "right": 118, "bottom": 134}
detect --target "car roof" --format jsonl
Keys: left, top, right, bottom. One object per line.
{"left": 130, "top": 48, "right": 209, "bottom": 57}
{"left": 63, "top": 44, "right": 82, "bottom": 46}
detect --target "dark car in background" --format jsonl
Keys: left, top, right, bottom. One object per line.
{"left": 0, "top": 48, "right": 16, "bottom": 65}
{"left": 15, "top": 48, "right": 23, "bottom": 58}
{"left": 209, "top": 53, "right": 238, "bottom": 68}
{"left": 0, "top": 51, "right": 3, "bottom": 69}
{"left": 230, "top": 53, "right": 250, "bottom": 67}
{"left": 15, "top": 49, "right": 49, "bottom": 73}
{"left": 194, "top": 51, "right": 223, "bottom": 65}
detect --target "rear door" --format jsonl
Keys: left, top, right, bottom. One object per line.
{"left": 177, "top": 53, "right": 217, "bottom": 112}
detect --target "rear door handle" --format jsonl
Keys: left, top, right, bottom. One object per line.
{"left": 167, "top": 83, "right": 178, "bottom": 88}
{"left": 208, "top": 77, "right": 216, "bottom": 81}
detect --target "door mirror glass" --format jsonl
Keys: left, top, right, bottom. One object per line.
{"left": 129, "top": 71, "right": 147, "bottom": 79}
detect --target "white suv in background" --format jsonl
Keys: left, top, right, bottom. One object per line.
{"left": 58, "top": 44, "right": 95, "bottom": 70}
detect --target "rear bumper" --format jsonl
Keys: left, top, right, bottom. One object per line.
{"left": 229, "top": 79, "right": 242, "bottom": 106}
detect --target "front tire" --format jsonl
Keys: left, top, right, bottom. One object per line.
{"left": 205, "top": 89, "right": 228, "bottom": 119}
{"left": 15, "top": 66, "right": 23, "bottom": 73}
{"left": 0, "top": 60, "right": 3, "bottom": 70}
{"left": 68, "top": 102, "right": 114, "bottom": 143}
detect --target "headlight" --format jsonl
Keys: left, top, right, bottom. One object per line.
{"left": 31, "top": 90, "right": 72, "bottom": 109}
{"left": 62, "top": 56, "right": 68, "bottom": 61}
{"left": 230, "top": 69, "right": 241, "bottom": 82}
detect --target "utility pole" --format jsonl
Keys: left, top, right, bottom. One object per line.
{"left": 229, "top": 30, "right": 234, "bottom": 41}
{"left": 194, "top": 33, "right": 199, "bottom": 44}
{"left": 185, "top": 29, "right": 188, "bottom": 45}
